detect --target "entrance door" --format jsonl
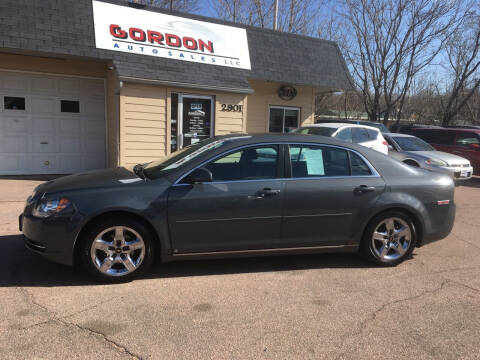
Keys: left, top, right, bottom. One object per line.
{"left": 178, "top": 95, "right": 213, "bottom": 149}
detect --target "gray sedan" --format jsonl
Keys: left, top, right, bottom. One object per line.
{"left": 384, "top": 133, "right": 473, "bottom": 180}
{"left": 20, "top": 134, "right": 456, "bottom": 282}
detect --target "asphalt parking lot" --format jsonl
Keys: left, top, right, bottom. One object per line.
{"left": 1, "top": 177, "right": 479, "bottom": 360}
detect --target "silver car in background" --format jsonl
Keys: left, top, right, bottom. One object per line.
{"left": 384, "top": 133, "right": 474, "bottom": 180}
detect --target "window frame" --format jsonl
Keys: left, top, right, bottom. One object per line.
{"left": 173, "top": 142, "right": 379, "bottom": 186}
{"left": 175, "top": 143, "right": 285, "bottom": 185}
{"left": 3, "top": 96, "right": 26, "bottom": 111}
{"left": 286, "top": 143, "right": 378, "bottom": 179}
{"left": 268, "top": 106, "right": 301, "bottom": 133}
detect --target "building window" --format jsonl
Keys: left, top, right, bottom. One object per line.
{"left": 61, "top": 100, "right": 80, "bottom": 113}
{"left": 4, "top": 96, "right": 26, "bottom": 110}
{"left": 269, "top": 106, "right": 300, "bottom": 133}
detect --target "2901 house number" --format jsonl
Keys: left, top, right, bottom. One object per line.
{"left": 220, "top": 104, "right": 243, "bottom": 112}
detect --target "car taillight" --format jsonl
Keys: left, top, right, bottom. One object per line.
{"left": 382, "top": 141, "right": 388, "bottom": 146}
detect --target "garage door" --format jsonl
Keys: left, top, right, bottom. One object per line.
{"left": 0, "top": 71, "right": 106, "bottom": 175}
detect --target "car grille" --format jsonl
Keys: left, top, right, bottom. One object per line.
{"left": 454, "top": 171, "right": 471, "bottom": 178}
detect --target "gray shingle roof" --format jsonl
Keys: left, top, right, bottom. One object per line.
{"left": 0, "top": 0, "right": 353, "bottom": 92}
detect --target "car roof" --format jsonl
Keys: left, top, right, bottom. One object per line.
{"left": 413, "top": 127, "right": 480, "bottom": 133}
{"left": 204, "top": 133, "right": 364, "bottom": 150}
{"left": 383, "top": 132, "right": 415, "bottom": 138}
{"left": 302, "top": 123, "right": 379, "bottom": 131}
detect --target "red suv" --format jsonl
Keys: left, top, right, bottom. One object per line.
{"left": 406, "top": 128, "right": 480, "bottom": 175}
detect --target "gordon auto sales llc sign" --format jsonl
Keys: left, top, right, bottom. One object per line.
{"left": 92, "top": 0, "right": 251, "bottom": 69}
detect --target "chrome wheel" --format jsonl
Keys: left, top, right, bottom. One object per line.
{"left": 371, "top": 217, "right": 411, "bottom": 261}
{"left": 90, "top": 226, "right": 145, "bottom": 277}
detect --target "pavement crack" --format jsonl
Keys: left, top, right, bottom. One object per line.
{"left": 450, "top": 232, "right": 480, "bottom": 251}
{"left": 17, "top": 287, "right": 57, "bottom": 317}
{"left": 334, "top": 280, "right": 450, "bottom": 360}
{"left": 16, "top": 288, "right": 141, "bottom": 359}
{"left": 61, "top": 320, "right": 143, "bottom": 360}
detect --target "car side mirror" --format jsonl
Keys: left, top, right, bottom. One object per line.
{"left": 185, "top": 167, "right": 213, "bottom": 184}
{"left": 387, "top": 145, "right": 395, "bottom": 151}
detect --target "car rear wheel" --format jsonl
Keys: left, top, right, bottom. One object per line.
{"left": 362, "top": 211, "right": 417, "bottom": 266}
{"left": 79, "top": 217, "right": 155, "bottom": 282}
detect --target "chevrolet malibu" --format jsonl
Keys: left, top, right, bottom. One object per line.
{"left": 20, "top": 134, "right": 456, "bottom": 282}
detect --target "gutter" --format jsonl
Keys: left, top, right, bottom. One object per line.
{"left": 117, "top": 76, "right": 254, "bottom": 94}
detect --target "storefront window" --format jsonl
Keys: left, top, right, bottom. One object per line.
{"left": 269, "top": 106, "right": 300, "bottom": 133}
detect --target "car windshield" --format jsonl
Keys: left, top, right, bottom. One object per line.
{"left": 294, "top": 127, "right": 337, "bottom": 137}
{"left": 143, "top": 136, "right": 250, "bottom": 179}
{"left": 393, "top": 136, "right": 434, "bottom": 151}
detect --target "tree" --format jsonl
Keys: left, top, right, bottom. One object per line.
{"left": 142, "top": 0, "right": 199, "bottom": 12}
{"left": 332, "top": 0, "right": 461, "bottom": 124}
{"left": 210, "top": 0, "right": 322, "bottom": 35}
{"left": 440, "top": 6, "right": 480, "bottom": 126}
{"left": 210, "top": 0, "right": 273, "bottom": 26}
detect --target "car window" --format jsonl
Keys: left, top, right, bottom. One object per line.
{"left": 350, "top": 152, "right": 372, "bottom": 176}
{"left": 393, "top": 136, "right": 434, "bottom": 151}
{"left": 366, "top": 129, "right": 379, "bottom": 140}
{"left": 352, "top": 128, "right": 370, "bottom": 143}
{"left": 336, "top": 128, "right": 352, "bottom": 142}
{"left": 414, "top": 130, "right": 455, "bottom": 145}
{"left": 456, "top": 132, "right": 480, "bottom": 147}
{"left": 199, "top": 145, "right": 279, "bottom": 182}
{"left": 289, "top": 145, "right": 349, "bottom": 177}
{"left": 144, "top": 137, "right": 242, "bottom": 179}
{"left": 297, "top": 127, "right": 336, "bottom": 137}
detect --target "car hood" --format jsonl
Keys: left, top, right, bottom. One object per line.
{"left": 406, "top": 150, "right": 470, "bottom": 165}
{"left": 34, "top": 167, "right": 145, "bottom": 195}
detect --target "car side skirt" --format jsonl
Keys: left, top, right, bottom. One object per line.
{"left": 161, "top": 244, "right": 359, "bottom": 262}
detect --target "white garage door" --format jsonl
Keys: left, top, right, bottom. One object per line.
{"left": 0, "top": 71, "right": 106, "bottom": 175}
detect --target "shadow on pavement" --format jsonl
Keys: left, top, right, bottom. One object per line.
{"left": 1, "top": 234, "right": 373, "bottom": 287}
{"left": 458, "top": 176, "right": 480, "bottom": 188}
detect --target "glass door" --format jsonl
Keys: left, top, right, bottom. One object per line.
{"left": 178, "top": 94, "right": 214, "bottom": 149}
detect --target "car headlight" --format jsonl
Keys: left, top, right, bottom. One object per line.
{"left": 32, "top": 197, "right": 71, "bottom": 218}
{"left": 425, "top": 158, "right": 447, "bottom": 167}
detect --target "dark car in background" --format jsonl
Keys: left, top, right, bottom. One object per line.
{"left": 405, "top": 128, "right": 480, "bottom": 175}
{"left": 20, "top": 134, "right": 456, "bottom": 282}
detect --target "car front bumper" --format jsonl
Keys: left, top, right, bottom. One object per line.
{"left": 20, "top": 206, "right": 83, "bottom": 266}
{"left": 431, "top": 165, "right": 473, "bottom": 180}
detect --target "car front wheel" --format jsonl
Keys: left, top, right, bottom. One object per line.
{"left": 362, "top": 211, "right": 417, "bottom": 266}
{"left": 79, "top": 217, "right": 155, "bottom": 282}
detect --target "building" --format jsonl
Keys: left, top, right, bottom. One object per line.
{"left": 0, "top": 0, "right": 352, "bottom": 175}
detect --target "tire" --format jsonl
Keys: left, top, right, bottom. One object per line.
{"left": 79, "top": 216, "right": 155, "bottom": 283}
{"left": 361, "top": 211, "right": 417, "bottom": 266}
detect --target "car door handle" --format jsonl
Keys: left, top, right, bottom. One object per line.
{"left": 354, "top": 185, "right": 376, "bottom": 195}
{"left": 249, "top": 188, "right": 281, "bottom": 199}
